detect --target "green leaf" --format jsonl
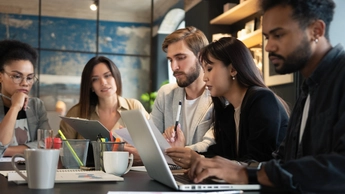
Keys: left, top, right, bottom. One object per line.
{"left": 150, "top": 92, "right": 157, "bottom": 99}
{"left": 161, "top": 80, "right": 169, "bottom": 86}
{"left": 140, "top": 93, "right": 150, "bottom": 102}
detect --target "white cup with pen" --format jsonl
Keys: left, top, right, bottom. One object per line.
{"left": 101, "top": 139, "right": 133, "bottom": 176}
{"left": 103, "top": 150, "right": 134, "bottom": 176}
{"left": 98, "top": 132, "right": 133, "bottom": 176}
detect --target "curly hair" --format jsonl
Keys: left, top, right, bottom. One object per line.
{"left": 0, "top": 39, "right": 37, "bottom": 70}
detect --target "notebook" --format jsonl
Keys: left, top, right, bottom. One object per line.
{"left": 6, "top": 169, "right": 123, "bottom": 184}
{"left": 120, "top": 110, "right": 261, "bottom": 191}
{"left": 60, "top": 116, "right": 110, "bottom": 141}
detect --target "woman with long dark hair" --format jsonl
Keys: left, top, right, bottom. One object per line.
{"left": 201, "top": 37, "right": 289, "bottom": 163}
{"left": 166, "top": 37, "right": 288, "bottom": 168}
{"left": 60, "top": 56, "right": 149, "bottom": 139}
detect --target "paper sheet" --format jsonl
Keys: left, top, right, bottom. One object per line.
{"left": 7, "top": 170, "right": 123, "bottom": 184}
{"left": 108, "top": 191, "right": 243, "bottom": 194}
{"left": 0, "top": 157, "right": 24, "bottom": 163}
{"left": 114, "top": 128, "right": 134, "bottom": 145}
{"left": 130, "top": 166, "right": 147, "bottom": 172}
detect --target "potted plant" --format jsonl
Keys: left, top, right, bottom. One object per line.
{"left": 140, "top": 80, "right": 169, "bottom": 112}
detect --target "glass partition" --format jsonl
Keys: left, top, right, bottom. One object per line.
{"left": 0, "top": 0, "right": 186, "bottom": 112}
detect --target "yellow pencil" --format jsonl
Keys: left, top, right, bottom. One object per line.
{"left": 58, "top": 130, "right": 83, "bottom": 167}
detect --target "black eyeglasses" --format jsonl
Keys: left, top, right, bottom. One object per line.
{"left": 2, "top": 71, "right": 38, "bottom": 85}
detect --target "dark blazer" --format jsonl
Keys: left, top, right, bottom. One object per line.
{"left": 205, "top": 86, "right": 289, "bottom": 162}
{"left": 265, "top": 44, "right": 345, "bottom": 193}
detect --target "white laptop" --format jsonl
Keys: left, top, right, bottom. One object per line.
{"left": 120, "top": 110, "right": 261, "bottom": 191}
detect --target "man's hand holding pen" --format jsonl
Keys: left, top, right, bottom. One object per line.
{"left": 163, "top": 125, "right": 185, "bottom": 148}
{"left": 164, "top": 100, "right": 184, "bottom": 147}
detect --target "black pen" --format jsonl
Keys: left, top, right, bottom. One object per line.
{"left": 174, "top": 101, "right": 182, "bottom": 132}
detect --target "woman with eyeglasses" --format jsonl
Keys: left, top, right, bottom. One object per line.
{"left": 0, "top": 40, "right": 50, "bottom": 157}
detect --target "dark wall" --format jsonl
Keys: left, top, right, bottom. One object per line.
{"left": 151, "top": 34, "right": 169, "bottom": 91}
{"left": 150, "top": 0, "right": 184, "bottom": 92}
{"left": 185, "top": 0, "right": 232, "bottom": 42}
{"left": 270, "top": 81, "right": 297, "bottom": 112}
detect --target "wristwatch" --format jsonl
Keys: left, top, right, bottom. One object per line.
{"left": 246, "top": 162, "right": 262, "bottom": 184}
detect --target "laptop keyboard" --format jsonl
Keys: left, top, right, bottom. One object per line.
{"left": 168, "top": 164, "right": 182, "bottom": 170}
{"left": 174, "top": 174, "right": 215, "bottom": 184}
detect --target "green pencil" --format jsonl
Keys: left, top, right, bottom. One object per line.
{"left": 58, "top": 130, "right": 83, "bottom": 167}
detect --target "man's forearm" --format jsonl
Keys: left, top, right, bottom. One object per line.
{"left": 257, "top": 165, "right": 274, "bottom": 187}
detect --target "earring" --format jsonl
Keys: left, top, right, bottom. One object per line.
{"left": 232, "top": 76, "right": 235, "bottom": 80}
{"left": 314, "top": 38, "right": 319, "bottom": 44}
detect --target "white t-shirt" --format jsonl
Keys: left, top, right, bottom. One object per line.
{"left": 299, "top": 94, "right": 310, "bottom": 143}
{"left": 182, "top": 96, "right": 201, "bottom": 142}
{"left": 234, "top": 106, "right": 241, "bottom": 154}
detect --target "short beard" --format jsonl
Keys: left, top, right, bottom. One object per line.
{"left": 275, "top": 35, "right": 311, "bottom": 74}
{"left": 176, "top": 60, "right": 201, "bottom": 87}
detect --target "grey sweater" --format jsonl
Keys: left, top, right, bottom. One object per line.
{"left": 0, "top": 97, "right": 50, "bottom": 157}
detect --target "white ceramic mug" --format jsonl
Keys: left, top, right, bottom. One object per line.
{"left": 103, "top": 151, "right": 133, "bottom": 176}
{"left": 11, "top": 149, "right": 60, "bottom": 189}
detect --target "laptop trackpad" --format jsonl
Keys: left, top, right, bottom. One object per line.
{"left": 211, "top": 178, "right": 226, "bottom": 183}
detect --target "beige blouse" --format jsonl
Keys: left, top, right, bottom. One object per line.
{"left": 59, "top": 96, "right": 149, "bottom": 139}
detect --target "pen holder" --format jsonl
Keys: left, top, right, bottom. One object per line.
{"left": 61, "top": 139, "right": 89, "bottom": 169}
{"left": 91, "top": 141, "right": 101, "bottom": 170}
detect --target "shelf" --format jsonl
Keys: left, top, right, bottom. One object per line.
{"left": 210, "top": 0, "right": 260, "bottom": 25}
{"left": 238, "top": 29, "right": 262, "bottom": 48}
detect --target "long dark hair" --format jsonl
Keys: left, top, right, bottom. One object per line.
{"left": 199, "top": 37, "right": 289, "bottom": 141}
{"left": 78, "top": 56, "right": 122, "bottom": 118}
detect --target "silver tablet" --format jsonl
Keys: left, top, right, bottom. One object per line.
{"left": 59, "top": 116, "right": 110, "bottom": 141}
